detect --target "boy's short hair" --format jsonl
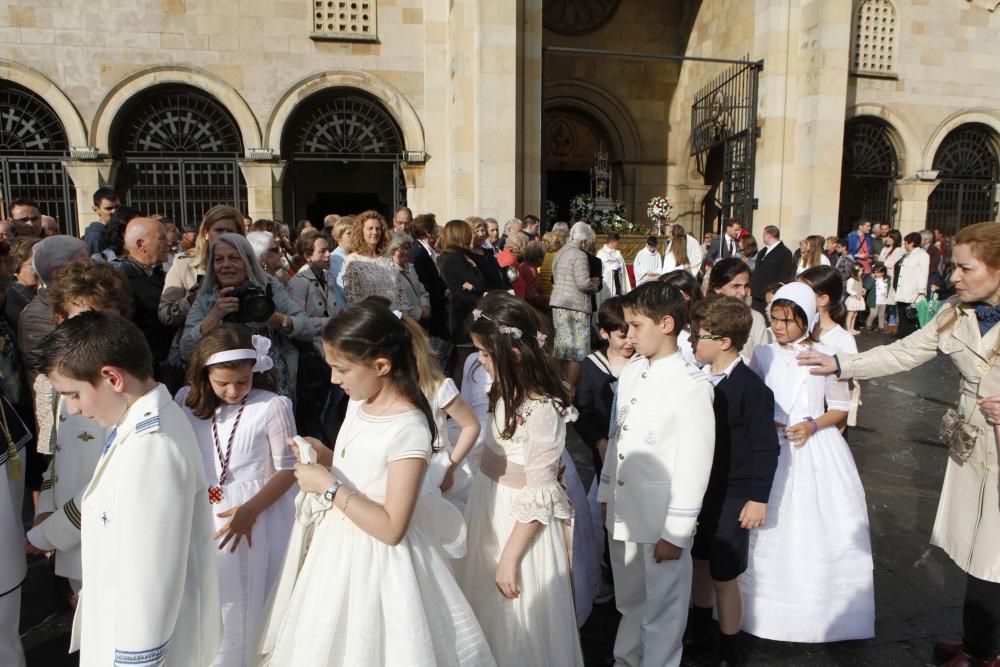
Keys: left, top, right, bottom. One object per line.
{"left": 646, "top": 235, "right": 659, "bottom": 247}
{"left": 39, "top": 311, "right": 153, "bottom": 384}
{"left": 597, "top": 296, "right": 628, "bottom": 335}
{"left": 621, "top": 281, "right": 688, "bottom": 332}
{"left": 690, "top": 294, "right": 752, "bottom": 351}
{"left": 48, "top": 258, "right": 133, "bottom": 319}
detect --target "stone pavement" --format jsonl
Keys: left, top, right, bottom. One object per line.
{"left": 19, "top": 332, "right": 968, "bottom": 666}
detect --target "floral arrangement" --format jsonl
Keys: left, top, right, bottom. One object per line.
{"left": 646, "top": 195, "right": 673, "bottom": 234}
{"left": 544, "top": 200, "right": 559, "bottom": 227}
{"left": 569, "top": 194, "right": 594, "bottom": 223}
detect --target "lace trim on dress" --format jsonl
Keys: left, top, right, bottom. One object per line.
{"left": 512, "top": 482, "right": 574, "bottom": 525}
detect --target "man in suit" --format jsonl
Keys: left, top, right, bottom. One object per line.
{"left": 750, "top": 225, "right": 796, "bottom": 313}
{"left": 410, "top": 213, "right": 448, "bottom": 340}
{"left": 705, "top": 219, "right": 743, "bottom": 267}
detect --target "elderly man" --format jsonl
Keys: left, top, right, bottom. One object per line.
{"left": 17, "top": 236, "right": 87, "bottom": 382}
{"left": 323, "top": 213, "right": 340, "bottom": 230}
{"left": 498, "top": 217, "right": 523, "bottom": 250}
{"left": 40, "top": 216, "right": 60, "bottom": 237}
{"left": 393, "top": 206, "right": 413, "bottom": 235}
{"left": 7, "top": 198, "right": 44, "bottom": 238}
{"left": 121, "top": 218, "right": 175, "bottom": 379}
{"left": 523, "top": 214, "right": 541, "bottom": 239}
{"left": 82, "top": 188, "right": 120, "bottom": 255}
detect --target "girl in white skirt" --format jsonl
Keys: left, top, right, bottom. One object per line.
{"left": 259, "top": 302, "right": 494, "bottom": 666}
{"left": 458, "top": 292, "right": 584, "bottom": 666}
{"left": 177, "top": 325, "right": 297, "bottom": 667}
{"left": 741, "top": 283, "right": 875, "bottom": 642}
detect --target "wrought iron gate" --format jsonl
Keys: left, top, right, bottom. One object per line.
{"left": 926, "top": 124, "right": 999, "bottom": 237}
{"left": 690, "top": 60, "right": 762, "bottom": 233}
{"left": 839, "top": 119, "right": 899, "bottom": 235}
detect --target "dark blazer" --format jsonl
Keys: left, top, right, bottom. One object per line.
{"left": 411, "top": 241, "right": 448, "bottom": 339}
{"left": 470, "top": 248, "right": 507, "bottom": 291}
{"left": 573, "top": 350, "right": 615, "bottom": 474}
{"left": 750, "top": 241, "right": 796, "bottom": 308}
{"left": 704, "top": 359, "right": 780, "bottom": 506}
{"left": 706, "top": 233, "right": 741, "bottom": 264}
{"left": 437, "top": 250, "right": 486, "bottom": 344}
{"left": 120, "top": 257, "right": 177, "bottom": 375}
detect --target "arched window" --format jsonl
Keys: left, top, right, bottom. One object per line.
{"left": 927, "top": 124, "right": 1000, "bottom": 236}
{"left": 838, "top": 118, "right": 899, "bottom": 235}
{"left": 0, "top": 80, "right": 76, "bottom": 231}
{"left": 111, "top": 85, "right": 247, "bottom": 227}
{"left": 852, "top": 0, "right": 898, "bottom": 76}
{"left": 281, "top": 88, "right": 406, "bottom": 222}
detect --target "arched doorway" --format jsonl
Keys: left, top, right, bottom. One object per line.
{"left": 927, "top": 123, "right": 1000, "bottom": 236}
{"left": 543, "top": 108, "right": 617, "bottom": 222}
{"left": 111, "top": 84, "right": 248, "bottom": 227}
{"left": 281, "top": 88, "right": 405, "bottom": 224}
{"left": 0, "top": 80, "right": 76, "bottom": 231}
{"left": 838, "top": 118, "right": 899, "bottom": 237}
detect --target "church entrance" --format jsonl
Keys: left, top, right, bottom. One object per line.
{"left": 543, "top": 108, "right": 617, "bottom": 223}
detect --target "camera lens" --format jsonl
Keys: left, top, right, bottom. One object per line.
{"left": 244, "top": 295, "right": 276, "bottom": 323}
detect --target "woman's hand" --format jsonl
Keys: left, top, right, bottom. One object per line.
{"left": 202, "top": 286, "right": 240, "bottom": 331}
{"left": 979, "top": 396, "right": 1000, "bottom": 426}
{"left": 214, "top": 503, "right": 258, "bottom": 552}
{"left": 495, "top": 554, "right": 521, "bottom": 599}
{"left": 784, "top": 421, "right": 813, "bottom": 448}
{"left": 289, "top": 436, "right": 334, "bottom": 468}
{"left": 797, "top": 349, "right": 839, "bottom": 376}
{"left": 293, "top": 462, "right": 336, "bottom": 494}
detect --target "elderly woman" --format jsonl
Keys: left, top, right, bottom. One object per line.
{"left": 801, "top": 221, "right": 1000, "bottom": 667}
{"left": 180, "top": 233, "right": 317, "bottom": 399}
{"left": 247, "top": 231, "right": 289, "bottom": 285}
{"left": 287, "top": 232, "right": 335, "bottom": 324}
{"left": 549, "top": 221, "right": 600, "bottom": 390}
{"left": 160, "top": 205, "right": 244, "bottom": 328}
{"left": 386, "top": 232, "right": 430, "bottom": 322}
{"left": 497, "top": 231, "right": 529, "bottom": 298}
{"left": 4, "top": 237, "right": 40, "bottom": 331}
{"left": 339, "top": 210, "right": 407, "bottom": 309}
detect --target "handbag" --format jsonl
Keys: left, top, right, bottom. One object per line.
{"left": 939, "top": 406, "right": 981, "bottom": 461}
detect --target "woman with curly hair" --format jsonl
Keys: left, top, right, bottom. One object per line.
{"left": 339, "top": 210, "right": 407, "bottom": 309}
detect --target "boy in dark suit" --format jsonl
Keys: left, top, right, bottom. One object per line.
{"left": 749, "top": 225, "right": 796, "bottom": 313}
{"left": 688, "top": 295, "right": 780, "bottom": 665}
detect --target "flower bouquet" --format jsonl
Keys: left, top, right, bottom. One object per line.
{"left": 647, "top": 196, "right": 673, "bottom": 235}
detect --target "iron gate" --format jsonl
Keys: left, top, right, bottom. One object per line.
{"left": 121, "top": 158, "right": 247, "bottom": 226}
{"left": 690, "top": 60, "right": 762, "bottom": 233}
{"left": 926, "top": 124, "right": 999, "bottom": 237}
{"left": 838, "top": 119, "right": 899, "bottom": 235}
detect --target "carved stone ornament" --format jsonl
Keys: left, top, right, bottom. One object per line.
{"left": 543, "top": 0, "right": 622, "bottom": 35}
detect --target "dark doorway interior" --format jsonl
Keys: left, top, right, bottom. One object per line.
{"left": 546, "top": 169, "right": 590, "bottom": 221}
{"left": 701, "top": 145, "right": 724, "bottom": 236}
{"left": 285, "top": 160, "right": 395, "bottom": 225}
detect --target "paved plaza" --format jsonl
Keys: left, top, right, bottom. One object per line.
{"left": 20, "top": 331, "right": 968, "bottom": 666}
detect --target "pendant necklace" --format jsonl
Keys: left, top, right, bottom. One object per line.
{"left": 338, "top": 391, "right": 400, "bottom": 459}
{"left": 208, "top": 395, "right": 248, "bottom": 504}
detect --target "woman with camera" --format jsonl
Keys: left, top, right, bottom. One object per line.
{"left": 180, "top": 233, "right": 317, "bottom": 398}
{"left": 798, "top": 221, "right": 1000, "bottom": 667}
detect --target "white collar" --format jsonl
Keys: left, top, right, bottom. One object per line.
{"left": 765, "top": 240, "right": 780, "bottom": 251}
{"left": 708, "top": 356, "right": 742, "bottom": 386}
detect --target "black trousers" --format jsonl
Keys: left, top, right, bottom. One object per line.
{"left": 964, "top": 573, "right": 1000, "bottom": 659}
{"left": 895, "top": 302, "right": 919, "bottom": 339}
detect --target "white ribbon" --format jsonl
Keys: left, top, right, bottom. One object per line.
{"left": 204, "top": 334, "right": 274, "bottom": 373}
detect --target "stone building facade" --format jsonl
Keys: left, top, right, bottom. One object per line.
{"left": 1, "top": 0, "right": 998, "bottom": 242}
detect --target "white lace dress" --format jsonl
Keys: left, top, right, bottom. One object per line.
{"left": 174, "top": 387, "right": 296, "bottom": 667}
{"left": 456, "top": 398, "right": 584, "bottom": 666}
{"left": 340, "top": 254, "right": 407, "bottom": 310}
{"left": 259, "top": 402, "right": 495, "bottom": 666}
{"left": 740, "top": 343, "right": 875, "bottom": 642}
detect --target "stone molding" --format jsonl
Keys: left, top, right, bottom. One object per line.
{"left": 923, "top": 109, "right": 1000, "bottom": 170}
{"left": 0, "top": 59, "right": 88, "bottom": 149}
{"left": 845, "top": 103, "right": 920, "bottom": 177}
{"left": 543, "top": 78, "right": 643, "bottom": 163}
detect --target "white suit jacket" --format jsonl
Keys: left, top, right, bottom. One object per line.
{"left": 598, "top": 352, "right": 715, "bottom": 547}
{"left": 32, "top": 377, "right": 109, "bottom": 580}
{"left": 70, "top": 384, "right": 221, "bottom": 667}
{"left": 895, "top": 247, "right": 930, "bottom": 304}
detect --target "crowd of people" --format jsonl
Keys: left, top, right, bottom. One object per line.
{"left": 0, "top": 189, "right": 997, "bottom": 667}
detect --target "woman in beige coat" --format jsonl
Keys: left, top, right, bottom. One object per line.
{"left": 800, "top": 221, "right": 1000, "bottom": 667}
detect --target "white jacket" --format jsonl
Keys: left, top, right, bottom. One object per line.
{"left": 597, "top": 352, "right": 715, "bottom": 546}
{"left": 31, "top": 375, "right": 109, "bottom": 581}
{"left": 70, "top": 385, "right": 221, "bottom": 667}
{"left": 895, "top": 247, "right": 930, "bottom": 304}
{"left": 662, "top": 236, "right": 705, "bottom": 276}
{"left": 596, "top": 246, "right": 631, "bottom": 296}
{"left": 632, "top": 248, "right": 663, "bottom": 285}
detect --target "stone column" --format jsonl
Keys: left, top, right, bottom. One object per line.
{"left": 237, "top": 160, "right": 287, "bottom": 222}
{"left": 895, "top": 178, "right": 939, "bottom": 234}
{"left": 401, "top": 164, "right": 426, "bottom": 213}
{"left": 60, "top": 159, "right": 119, "bottom": 237}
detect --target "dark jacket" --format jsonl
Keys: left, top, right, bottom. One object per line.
{"left": 411, "top": 241, "right": 449, "bottom": 339}
{"left": 120, "top": 257, "right": 176, "bottom": 374}
{"left": 574, "top": 350, "right": 615, "bottom": 451}
{"left": 705, "top": 359, "right": 780, "bottom": 505}
{"left": 437, "top": 250, "right": 486, "bottom": 345}
{"left": 83, "top": 221, "right": 107, "bottom": 256}
{"left": 470, "top": 248, "right": 507, "bottom": 291}
{"left": 17, "top": 288, "right": 54, "bottom": 384}
{"left": 706, "top": 233, "right": 741, "bottom": 265}
{"left": 4, "top": 283, "right": 35, "bottom": 333}
{"left": 750, "top": 241, "right": 796, "bottom": 307}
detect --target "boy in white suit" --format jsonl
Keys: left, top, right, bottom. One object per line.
{"left": 598, "top": 281, "right": 716, "bottom": 667}
{"left": 40, "top": 312, "right": 221, "bottom": 667}
{"left": 1, "top": 392, "right": 31, "bottom": 667}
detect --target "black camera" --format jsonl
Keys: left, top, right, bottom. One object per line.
{"left": 226, "top": 281, "right": 276, "bottom": 324}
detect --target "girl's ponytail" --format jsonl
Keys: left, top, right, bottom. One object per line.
{"left": 398, "top": 313, "right": 445, "bottom": 401}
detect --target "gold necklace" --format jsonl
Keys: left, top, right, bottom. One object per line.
{"left": 338, "top": 392, "right": 401, "bottom": 459}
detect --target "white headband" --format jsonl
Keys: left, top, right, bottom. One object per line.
{"left": 205, "top": 335, "right": 274, "bottom": 373}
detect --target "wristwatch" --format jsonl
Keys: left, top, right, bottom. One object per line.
{"left": 323, "top": 480, "right": 343, "bottom": 503}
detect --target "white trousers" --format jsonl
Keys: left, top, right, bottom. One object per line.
{"left": 610, "top": 539, "right": 692, "bottom": 667}
{"left": 0, "top": 586, "right": 25, "bottom": 667}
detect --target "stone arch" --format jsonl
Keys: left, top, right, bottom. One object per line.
{"left": 91, "top": 66, "right": 262, "bottom": 155}
{"left": 543, "top": 79, "right": 642, "bottom": 163}
{"left": 0, "top": 60, "right": 87, "bottom": 147}
{"left": 266, "top": 71, "right": 424, "bottom": 156}
{"left": 845, "top": 103, "right": 917, "bottom": 176}
{"left": 923, "top": 109, "right": 1000, "bottom": 172}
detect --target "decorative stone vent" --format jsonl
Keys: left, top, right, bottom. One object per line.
{"left": 852, "top": 0, "right": 897, "bottom": 76}
{"left": 311, "top": 0, "right": 377, "bottom": 42}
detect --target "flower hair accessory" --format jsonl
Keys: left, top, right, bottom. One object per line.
{"left": 392, "top": 309, "right": 404, "bottom": 320}
{"left": 498, "top": 325, "right": 523, "bottom": 339}
{"left": 204, "top": 335, "right": 274, "bottom": 373}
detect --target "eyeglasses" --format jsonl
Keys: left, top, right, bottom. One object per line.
{"left": 691, "top": 333, "right": 725, "bottom": 341}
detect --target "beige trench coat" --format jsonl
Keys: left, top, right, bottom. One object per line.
{"left": 840, "top": 297, "right": 1000, "bottom": 582}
